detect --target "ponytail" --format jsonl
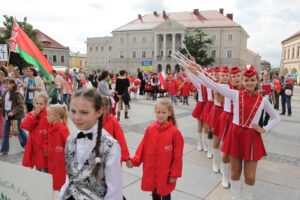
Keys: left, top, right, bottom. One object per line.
{"left": 48, "top": 104, "right": 69, "bottom": 131}
{"left": 91, "top": 115, "right": 103, "bottom": 180}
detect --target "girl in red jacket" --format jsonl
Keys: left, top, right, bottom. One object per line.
{"left": 181, "top": 78, "right": 191, "bottom": 105}
{"left": 46, "top": 104, "right": 70, "bottom": 191}
{"left": 128, "top": 99, "right": 184, "bottom": 200}
{"left": 168, "top": 76, "right": 178, "bottom": 105}
{"left": 22, "top": 93, "right": 49, "bottom": 172}
{"left": 102, "top": 96, "right": 131, "bottom": 166}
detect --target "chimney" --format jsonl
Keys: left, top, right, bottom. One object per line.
{"left": 138, "top": 14, "right": 143, "bottom": 22}
{"left": 153, "top": 11, "right": 158, "bottom": 17}
{"left": 193, "top": 9, "right": 199, "bottom": 16}
{"left": 226, "top": 13, "right": 233, "bottom": 20}
{"left": 219, "top": 8, "right": 224, "bottom": 15}
{"left": 163, "top": 10, "right": 168, "bottom": 20}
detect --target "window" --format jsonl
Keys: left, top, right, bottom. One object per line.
{"left": 212, "top": 35, "right": 216, "bottom": 41}
{"left": 109, "top": 46, "right": 112, "bottom": 51}
{"left": 132, "top": 37, "right": 136, "bottom": 42}
{"left": 120, "top": 51, "right": 124, "bottom": 58}
{"left": 169, "top": 50, "right": 172, "bottom": 56}
{"left": 288, "top": 49, "right": 290, "bottom": 59}
{"left": 80, "top": 60, "right": 82, "bottom": 67}
{"left": 292, "top": 47, "right": 294, "bottom": 59}
{"left": 161, "top": 50, "right": 163, "bottom": 57}
{"left": 53, "top": 55, "right": 57, "bottom": 62}
{"left": 297, "top": 46, "right": 300, "bottom": 58}
{"left": 90, "top": 46, "right": 92, "bottom": 52}
{"left": 227, "top": 50, "right": 232, "bottom": 58}
{"left": 212, "top": 50, "right": 216, "bottom": 59}
{"left": 142, "top": 36, "right": 147, "bottom": 42}
{"left": 132, "top": 51, "right": 136, "bottom": 58}
{"left": 152, "top": 50, "right": 154, "bottom": 57}
{"left": 284, "top": 50, "right": 286, "bottom": 60}
{"left": 61, "top": 56, "right": 64, "bottom": 63}
{"left": 228, "top": 34, "right": 233, "bottom": 40}
{"left": 101, "top": 46, "right": 104, "bottom": 52}
{"left": 142, "top": 51, "right": 146, "bottom": 58}
{"left": 96, "top": 46, "right": 98, "bottom": 52}
{"left": 201, "top": 35, "right": 205, "bottom": 41}
{"left": 72, "top": 59, "right": 75, "bottom": 66}
{"left": 120, "top": 38, "right": 124, "bottom": 43}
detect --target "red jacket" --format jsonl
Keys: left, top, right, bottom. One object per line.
{"left": 168, "top": 80, "right": 178, "bottom": 96}
{"left": 181, "top": 82, "right": 191, "bottom": 97}
{"left": 103, "top": 114, "right": 130, "bottom": 162}
{"left": 21, "top": 109, "right": 49, "bottom": 169}
{"left": 131, "top": 120, "right": 184, "bottom": 196}
{"left": 47, "top": 122, "right": 70, "bottom": 190}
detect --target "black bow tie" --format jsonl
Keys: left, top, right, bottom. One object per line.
{"left": 77, "top": 132, "right": 93, "bottom": 140}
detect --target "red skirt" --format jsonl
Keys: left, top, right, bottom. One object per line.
{"left": 200, "top": 101, "right": 214, "bottom": 124}
{"left": 211, "top": 106, "right": 224, "bottom": 137}
{"left": 192, "top": 101, "right": 206, "bottom": 120}
{"left": 218, "top": 111, "right": 233, "bottom": 141}
{"left": 145, "top": 84, "right": 153, "bottom": 91}
{"left": 221, "top": 124, "right": 266, "bottom": 161}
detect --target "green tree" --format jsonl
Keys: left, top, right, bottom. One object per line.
{"left": 179, "top": 28, "right": 214, "bottom": 67}
{"left": 0, "top": 15, "right": 43, "bottom": 72}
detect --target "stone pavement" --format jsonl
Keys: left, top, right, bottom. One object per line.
{"left": 1, "top": 87, "right": 300, "bottom": 200}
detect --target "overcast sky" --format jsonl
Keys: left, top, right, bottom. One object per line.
{"left": 1, "top": 0, "right": 300, "bottom": 68}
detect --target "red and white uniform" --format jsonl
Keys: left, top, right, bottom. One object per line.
{"left": 131, "top": 77, "right": 141, "bottom": 93}
{"left": 131, "top": 120, "right": 184, "bottom": 196}
{"left": 111, "top": 77, "right": 117, "bottom": 90}
{"left": 195, "top": 70, "right": 280, "bottom": 161}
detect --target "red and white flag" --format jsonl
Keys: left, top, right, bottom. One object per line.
{"left": 159, "top": 71, "right": 167, "bottom": 90}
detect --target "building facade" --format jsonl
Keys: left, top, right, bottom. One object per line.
{"left": 37, "top": 30, "right": 70, "bottom": 67}
{"left": 280, "top": 30, "right": 300, "bottom": 83}
{"left": 87, "top": 9, "right": 261, "bottom": 74}
{"left": 69, "top": 51, "right": 86, "bottom": 69}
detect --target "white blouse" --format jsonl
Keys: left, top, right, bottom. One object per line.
{"left": 59, "top": 124, "right": 123, "bottom": 200}
{"left": 189, "top": 70, "right": 280, "bottom": 132}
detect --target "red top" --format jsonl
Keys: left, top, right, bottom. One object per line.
{"left": 131, "top": 120, "right": 184, "bottom": 196}
{"left": 47, "top": 122, "right": 70, "bottom": 190}
{"left": 112, "top": 77, "right": 117, "bottom": 84}
{"left": 181, "top": 82, "right": 192, "bottom": 97}
{"left": 21, "top": 109, "right": 49, "bottom": 169}
{"left": 103, "top": 114, "right": 130, "bottom": 162}
{"left": 168, "top": 79, "right": 178, "bottom": 95}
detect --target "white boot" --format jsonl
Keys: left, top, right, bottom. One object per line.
{"left": 243, "top": 183, "right": 254, "bottom": 200}
{"left": 207, "top": 139, "right": 213, "bottom": 159}
{"left": 212, "top": 149, "right": 220, "bottom": 173}
{"left": 197, "top": 133, "right": 203, "bottom": 151}
{"left": 202, "top": 133, "right": 208, "bottom": 152}
{"left": 221, "top": 162, "right": 230, "bottom": 188}
{"left": 231, "top": 180, "right": 241, "bottom": 200}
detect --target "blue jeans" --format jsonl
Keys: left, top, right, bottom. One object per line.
{"left": 170, "top": 95, "right": 178, "bottom": 104}
{"left": 183, "top": 96, "right": 189, "bottom": 104}
{"left": 63, "top": 94, "right": 71, "bottom": 111}
{"left": 1, "top": 119, "right": 28, "bottom": 153}
{"left": 152, "top": 189, "right": 171, "bottom": 200}
{"left": 281, "top": 94, "right": 292, "bottom": 114}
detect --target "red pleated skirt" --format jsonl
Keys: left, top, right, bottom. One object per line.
{"left": 192, "top": 101, "right": 206, "bottom": 120}
{"left": 211, "top": 106, "right": 224, "bottom": 137}
{"left": 199, "top": 101, "right": 214, "bottom": 123}
{"left": 221, "top": 124, "right": 266, "bottom": 161}
{"left": 218, "top": 111, "right": 233, "bottom": 141}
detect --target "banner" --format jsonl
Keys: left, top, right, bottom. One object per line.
{"left": 142, "top": 61, "right": 153, "bottom": 71}
{"left": 0, "top": 161, "right": 53, "bottom": 200}
{"left": 0, "top": 44, "right": 8, "bottom": 61}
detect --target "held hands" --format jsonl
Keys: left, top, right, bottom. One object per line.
{"left": 168, "top": 177, "right": 177, "bottom": 184}
{"left": 252, "top": 124, "right": 266, "bottom": 134}
{"left": 126, "top": 159, "right": 134, "bottom": 168}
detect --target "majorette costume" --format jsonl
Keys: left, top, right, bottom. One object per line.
{"left": 131, "top": 77, "right": 141, "bottom": 100}
{"left": 111, "top": 77, "right": 117, "bottom": 90}
{"left": 144, "top": 78, "right": 153, "bottom": 93}
{"left": 187, "top": 64, "right": 280, "bottom": 200}
{"left": 151, "top": 74, "right": 160, "bottom": 100}
{"left": 199, "top": 68, "right": 214, "bottom": 123}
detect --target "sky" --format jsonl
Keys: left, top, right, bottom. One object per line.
{"left": 1, "top": 0, "right": 300, "bottom": 68}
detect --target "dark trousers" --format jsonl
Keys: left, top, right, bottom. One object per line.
{"left": 281, "top": 94, "right": 292, "bottom": 114}
{"left": 274, "top": 92, "right": 280, "bottom": 110}
{"left": 140, "top": 81, "right": 145, "bottom": 95}
{"left": 259, "top": 109, "right": 270, "bottom": 128}
{"left": 50, "top": 98, "right": 58, "bottom": 104}
{"left": 183, "top": 96, "right": 189, "bottom": 104}
{"left": 152, "top": 189, "right": 171, "bottom": 200}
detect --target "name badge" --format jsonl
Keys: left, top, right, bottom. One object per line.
{"left": 28, "top": 92, "right": 34, "bottom": 99}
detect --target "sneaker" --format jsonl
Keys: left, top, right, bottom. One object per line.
{"left": 0, "top": 152, "right": 8, "bottom": 156}
{"left": 197, "top": 145, "right": 203, "bottom": 151}
{"left": 280, "top": 113, "right": 285, "bottom": 115}
{"left": 207, "top": 151, "right": 213, "bottom": 159}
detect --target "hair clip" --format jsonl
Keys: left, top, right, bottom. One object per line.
{"left": 95, "top": 157, "right": 101, "bottom": 164}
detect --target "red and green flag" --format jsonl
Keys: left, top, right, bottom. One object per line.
{"left": 9, "top": 21, "right": 53, "bottom": 82}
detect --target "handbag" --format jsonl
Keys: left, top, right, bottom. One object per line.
{"left": 11, "top": 120, "right": 19, "bottom": 136}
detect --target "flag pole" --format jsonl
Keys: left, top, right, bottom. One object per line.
{"left": 6, "top": 46, "right": 11, "bottom": 68}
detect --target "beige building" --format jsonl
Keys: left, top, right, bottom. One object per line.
{"left": 280, "top": 30, "right": 300, "bottom": 83}
{"left": 69, "top": 51, "right": 86, "bottom": 69}
{"left": 87, "top": 8, "right": 261, "bottom": 73}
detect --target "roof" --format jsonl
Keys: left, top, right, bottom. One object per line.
{"left": 247, "top": 49, "right": 259, "bottom": 56}
{"left": 113, "top": 10, "right": 241, "bottom": 32}
{"left": 36, "top": 30, "right": 69, "bottom": 49}
{"left": 282, "top": 30, "right": 300, "bottom": 43}
{"left": 70, "top": 51, "right": 86, "bottom": 58}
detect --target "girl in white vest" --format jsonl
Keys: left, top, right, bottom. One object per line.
{"left": 59, "top": 88, "right": 123, "bottom": 200}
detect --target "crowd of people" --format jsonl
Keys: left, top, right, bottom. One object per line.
{"left": 0, "top": 59, "right": 296, "bottom": 200}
